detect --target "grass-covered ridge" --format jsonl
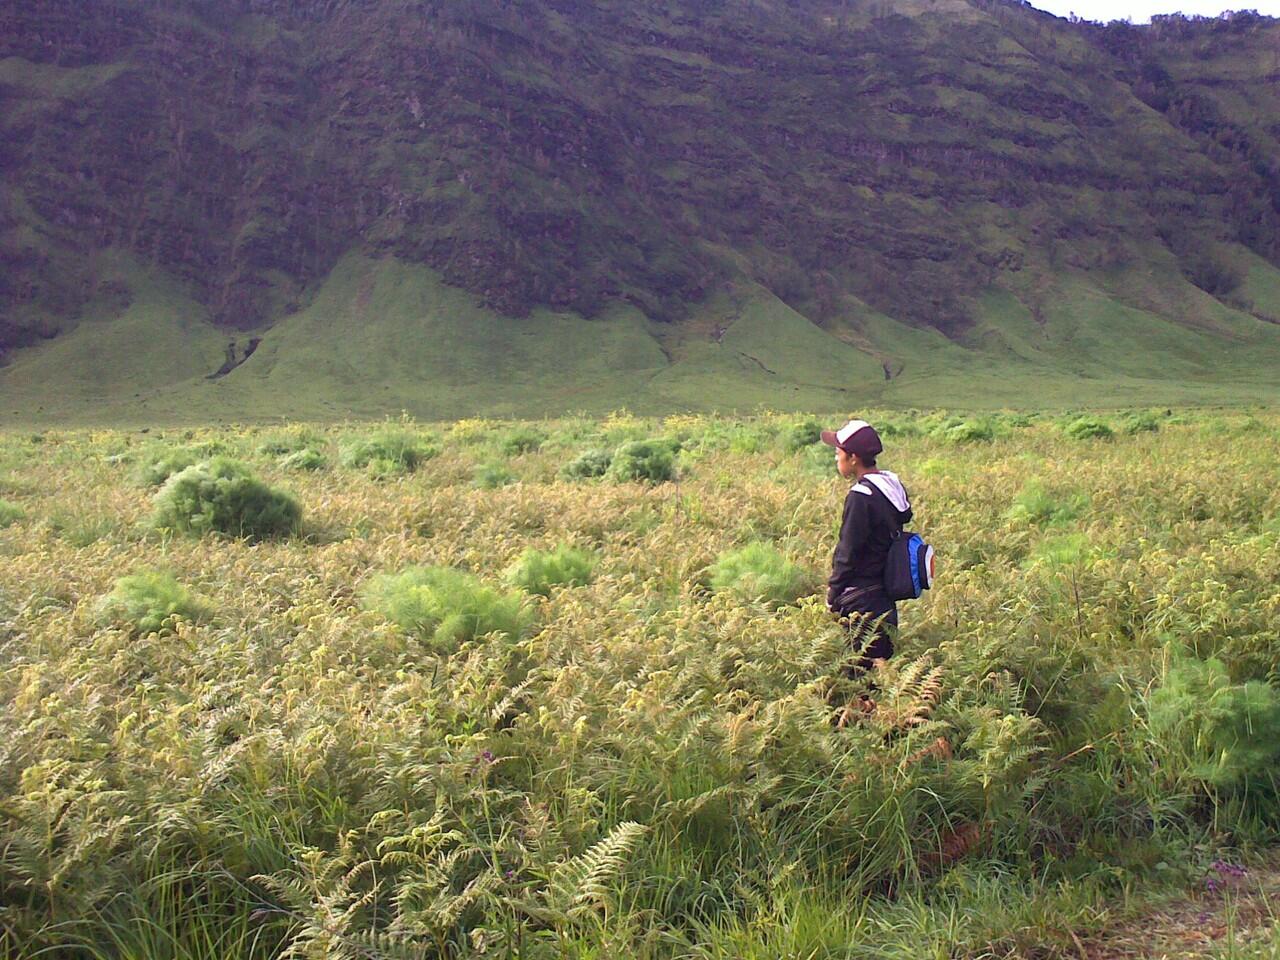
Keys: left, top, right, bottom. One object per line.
{"left": 4, "top": 5, "right": 1280, "bottom": 422}
{"left": 1, "top": 409, "right": 1278, "bottom": 957}
{"left": 4, "top": 253, "right": 1280, "bottom": 426}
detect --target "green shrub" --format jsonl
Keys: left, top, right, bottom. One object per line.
{"left": 780, "top": 418, "right": 823, "bottom": 453}
{"left": 724, "top": 424, "right": 771, "bottom": 454}
{"left": 943, "top": 419, "right": 995, "bottom": 444}
{"left": 876, "top": 418, "right": 925, "bottom": 439}
{"left": 560, "top": 448, "right": 613, "bottom": 480}
{"left": 1006, "top": 480, "right": 1088, "bottom": 527}
{"left": 1063, "top": 417, "right": 1114, "bottom": 441}
{"left": 153, "top": 458, "right": 301, "bottom": 540}
{"left": 1027, "top": 532, "right": 1093, "bottom": 569}
{"left": 796, "top": 441, "right": 837, "bottom": 476}
{"left": 131, "top": 447, "right": 200, "bottom": 487}
{"left": 340, "top": 430, "right": 437, "bottom": 476}
{"left": 257, "top": 430, "right": 322, "bottom": 457}
{"left": 362, "top": 566, "right": 533, "bottom": 652}
{"left": 474, "top": 462, "right": 516, "bottom": 489}
{"left": 500, "top": 426, "right": 546, "bottom": 456}
{"left": 279, "top": 448, "right": 326, "bottom": 471}
{"left": 97, "top": 571, "right": 212, "bottom": 636}
{"left": 0, "top": 499, "right": 23, "bottom": 527}
{"left": 709, "top": 542, "right": 812, "bottom": 608}
{"left": 1148, "top": 654, "right": 1280, "bottom": 795}
{"left": 1121, "top": 411, "right": 1161, "bottom": 435}
{"left": 607, "top": 440, "right": 675, "bottom": 483}
{"left": 504, "top": 545, "right": 597, "bottom": 597}
{"left": 994, "top": 412, "right": 1037, "bottom": 429}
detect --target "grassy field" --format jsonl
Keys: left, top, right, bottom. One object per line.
{"left": 2, "top": 409, "right": 1279, "bottom": 958}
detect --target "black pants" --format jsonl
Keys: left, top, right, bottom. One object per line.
{"left": 834, "top": 585, "right": 897, "bottom": 677}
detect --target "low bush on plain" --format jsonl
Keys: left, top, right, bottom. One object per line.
{"left": 340, "top": 430, "right": 438, "bottom": 476}
{"left": 500, "top": 426, "right": 546, "bottom": 456}
{"left": 876, "top": 417, "right": 925, "bottom": 438}
{"left": 942, "top": 419, "right": 995, "bottom": 444}
{"left": 1006, "top": 480, "right": 1088, "bottom": 527}
{"left": 995, "top": 412, "right": 1037, "bottom": 429}
{"left": 0, "top": 499, "right": 23, "bottom": 527}
{"left": 131, "top": 447, "right": 200, "bottom": 487}
{"left": 797, "top": 441, "right": 837, "bottom": 477}
{"left": 560, "top": 448, "right": 613, "bottom": 480}
{"left": 1063, "top": 416, "right": 1114, "bottom": 441}
{"left": 709, "top": 542, "right": 812, "bottom": 608}
{"left": 278, "top": 448, "right": 326, "bottom": 471}
{"left": 504, "top": 545, "right": 597, "bottom": 597}
{"left": 607, "top": 440, "right": 675, "bottom": 483}
{"left": 474, "top": 462, "right": 515, "bottom": 489}
{"left": 363, "top": 566, "right": 533, "bottom": 652}
{"left": 1147, "top": 653, "right": 1280, "bottom": 797}
{"left": 1121, "top": 411, "right": 1162, "bottom": 435}
{"left": 153, "top": 458, "right": 301, "bottom": 540}
{"left": 780, "top": 418, "right": 823, "bottom": 453}
{"left": 96, "top": 571, "right": 212, "bottom": 636}
{"left": 257, "top": 429, "right": 323, "bottom": 457}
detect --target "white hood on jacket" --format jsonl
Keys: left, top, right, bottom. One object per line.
{"left": 853, "top": 470, "right": 910, "bottom": 513}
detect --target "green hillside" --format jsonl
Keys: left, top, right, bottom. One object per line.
{"left": 1, "top": 2, "right": 1279, "bottom": 421}
{"left": 4, "top": 250, "right": 1279, "bottom": 426}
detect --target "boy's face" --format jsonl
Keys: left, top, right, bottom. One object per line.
{"left": 835, "top": 447, "right": 857, "bottom": 479}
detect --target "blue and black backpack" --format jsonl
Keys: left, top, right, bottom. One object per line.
{"left": 884, "top": 528, "right": 936, "bottom": 601}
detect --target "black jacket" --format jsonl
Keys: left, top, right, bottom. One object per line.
{"left": 827, "top": 471, "right": 913, "bottom": 610}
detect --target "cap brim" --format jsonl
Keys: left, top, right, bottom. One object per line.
{"left": 820, "top": 430, "right": 839, "bottom": 447}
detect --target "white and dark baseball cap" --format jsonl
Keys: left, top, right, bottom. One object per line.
{"left": 820, "top": 419, "right": 883, "bottom": 459}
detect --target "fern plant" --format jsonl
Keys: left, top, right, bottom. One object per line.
{"left": 510, "top": 821, "right": 648, "bottom": 931}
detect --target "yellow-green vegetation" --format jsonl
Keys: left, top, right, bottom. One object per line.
{"left": 1, "top": 410, "right": 1278, "bottom": 958}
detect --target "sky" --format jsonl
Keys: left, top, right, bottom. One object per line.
{"left": 1029, "top": 0, "right": 1280, "bottom": 21}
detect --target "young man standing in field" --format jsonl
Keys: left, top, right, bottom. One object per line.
{"left": 821, "top": 419, "right": 913, "bottom": 668}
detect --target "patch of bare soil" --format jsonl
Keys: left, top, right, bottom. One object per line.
{"left": 1079, "top": 860, "right": 1280, "bottom": 959}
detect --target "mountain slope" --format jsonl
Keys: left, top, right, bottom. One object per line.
{"left": 1, "top": 1, "right": 1279, "bottom": 421}
{"left": 4, "top": 249, "right": 1278, "bottom": 425}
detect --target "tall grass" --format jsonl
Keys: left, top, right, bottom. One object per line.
{"left": 1, "top": 411, "right": 1278, "bottom": 957}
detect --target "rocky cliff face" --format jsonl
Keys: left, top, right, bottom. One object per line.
{"left": 1, "top": 0, "right": 1277, "bottom": 356}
